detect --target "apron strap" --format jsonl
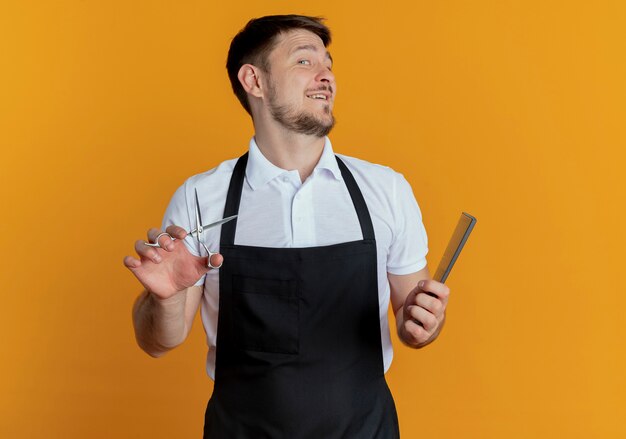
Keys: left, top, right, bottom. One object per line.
{"left": 335, "top": 156, "right": 375, "bottom": 241}
{"left": 220, "top": 152, "right": 248, "bottom": 246}
{"left": 220, "top": 152, "right": 375, "bottom": 246}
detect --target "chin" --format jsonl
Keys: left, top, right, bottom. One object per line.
{"left": 270, "top": 102, "right": 335, "bottom": 136}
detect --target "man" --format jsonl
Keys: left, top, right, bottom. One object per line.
{"left": 124, "top": 15, "right": 450, "bottom": 438}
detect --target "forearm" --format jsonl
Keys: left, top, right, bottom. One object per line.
{"left": 132, "top": 289, "right": 188, "bottom": 357}
{"left": 395, "top": 306, "right": 445, "bottom": 349}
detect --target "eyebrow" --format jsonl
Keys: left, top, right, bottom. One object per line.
{"left": 290, "top": 44, "right": 333, "bottom": 64}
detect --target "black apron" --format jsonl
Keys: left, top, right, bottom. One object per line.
{"left": 204, "top": 153, "right": 400, "bottom": 438}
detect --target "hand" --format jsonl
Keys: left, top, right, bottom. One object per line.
{"left": 400, "top": 280, "right": 450, "bottom": 347}
{"left": 123, "top": 225, "right": 222, "bottom": 300}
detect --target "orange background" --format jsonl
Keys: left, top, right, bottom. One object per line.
{"left": 1, "top": 1, "right": 625, "bottom": 437}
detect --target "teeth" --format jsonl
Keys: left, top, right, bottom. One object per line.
{"left": 307, "top": 94, "right": 327, "bottom": 100}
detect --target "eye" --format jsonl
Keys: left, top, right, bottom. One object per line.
{"left": 297, "top": 59, "right": 311, "bottom": 65}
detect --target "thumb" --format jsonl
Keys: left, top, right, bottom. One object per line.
{"left": 207, "top": 253, "right": 224, "bottom": 269}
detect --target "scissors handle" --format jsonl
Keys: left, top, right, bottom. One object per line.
{"left": 199, "top": 241, "right": 222, "bottom": 269}
{"left": 143, "top": 234, "right": 222, "bottom": 269}
{"left": 143, "top": 232, "right": 174, "bottom": 248}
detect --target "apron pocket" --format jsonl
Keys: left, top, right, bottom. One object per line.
{"left": 232, "top": 275, "right": 299, "bottom": 354}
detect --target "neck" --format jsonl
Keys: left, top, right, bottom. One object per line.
{"left": 252, "top": 121, "right": 326, "bottom": 182}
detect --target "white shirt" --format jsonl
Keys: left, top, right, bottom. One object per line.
{"left": 162, "top": 137, "right": 429, "bottom": 379}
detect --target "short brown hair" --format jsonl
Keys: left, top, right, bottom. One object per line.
{"left": 226, "top": 15, "right": 332, "bottom": 115}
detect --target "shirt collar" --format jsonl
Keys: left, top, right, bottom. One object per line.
{"left": 315, "top": 137, "right": 343, "bottom": 181}
{"left": 246, "top": 136, "right": 342, "bottom": 191}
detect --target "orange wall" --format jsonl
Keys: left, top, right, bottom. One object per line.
{"left": 1, "top": 1, "right": 625, "bottom": 437}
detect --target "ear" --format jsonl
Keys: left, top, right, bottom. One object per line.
{"left": 237, "top": 64, "right": 263, "bottom": 98}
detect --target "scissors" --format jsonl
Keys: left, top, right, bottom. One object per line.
{"left": 144, "top": 188, "right": 237, "bottom": 269}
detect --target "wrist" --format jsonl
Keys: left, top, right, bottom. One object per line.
{"left": 146, "top": 288, "right": 186, "bottom": 307}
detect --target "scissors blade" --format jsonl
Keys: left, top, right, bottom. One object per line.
{"left": 194, "top": 188, "right": 203, "bottom": 239}
{"left": 203, "top": 215, "right": 238, "bottom": 230}
{"left": 188, "top": 215, "right": 237, "bottom": 236}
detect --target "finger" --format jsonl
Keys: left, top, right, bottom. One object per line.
{"left": 418, "top": 280, "right": 450, "bottom": 304}
{"left": 407, "top": 305, "right": 438, "bottom": 332}
{"left": 146, "top": 228, "right": 176, "bottom": 251}
{"left": 415, "top": 292, "right": 444, "bottom": 317}
{"left": 208, "top": 253, "right": 223, "bottom": 269}
{"left": 146, "top": 228, "right": 161, "bottom": 242}
{"left": 403, "top": 319, "right": 430, "bottom": 344}
{"left": 123, "top": 255, "right": 141, "bottom": 269}
{"left": 166, "top": 224, "right": 188, "bottom": 240}
{"left": 157, "top": 233, "right": 175, "bottom": 251}
{"left": 134, "top": 239, "right": 162, "bottom": 263}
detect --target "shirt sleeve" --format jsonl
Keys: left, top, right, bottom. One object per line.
{"left": 386, "top": 172, "right": 429, "bottom": 275}
{"left": 161, "top": 180, "right": 206, "bottom": 286}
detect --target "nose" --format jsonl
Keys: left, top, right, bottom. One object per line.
{"left": 316, "top": 65, "right": 335, "bottom": 88}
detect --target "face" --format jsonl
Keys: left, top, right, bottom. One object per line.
{"left": 262, "top": 29, "right": 336, "bottom": 137}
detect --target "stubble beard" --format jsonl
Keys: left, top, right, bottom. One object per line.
{"left": 267, "top": 82, "right": 336, "bottom": 138}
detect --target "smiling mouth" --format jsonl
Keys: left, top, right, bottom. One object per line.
{"left": 306, "top": 86, "right": 333, "bottom": 101}
{"left": 306, "top": 93, "right": 329, "bottom": 101}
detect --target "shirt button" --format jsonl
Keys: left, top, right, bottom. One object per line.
{"left": 282, "top": 176, "right": 289, "bottom": 182}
